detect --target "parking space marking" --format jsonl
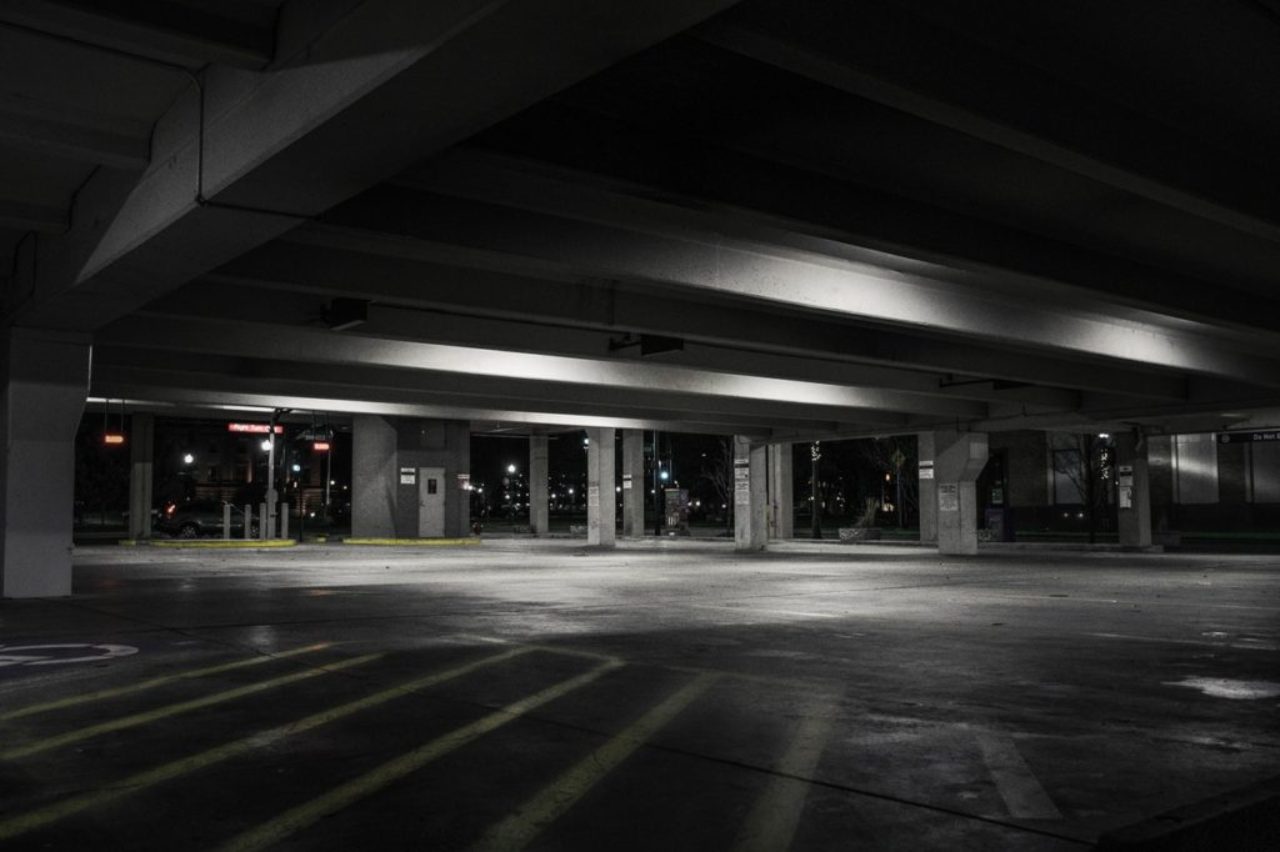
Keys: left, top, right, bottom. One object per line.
{"left": 0, "top": 643, "right": 138, "bottom": 668}
{"left": 732, "top": 704, "right": 837, "bottom": 852}
{"left": 0, "top": 648, "right": 533, "bottom": 843}
{"left": 0, "top": 653, "right": 380, "bottom": 761}
{"left": 474, "top": 672, "right": 718, "bottom": 852}
{"left": 0, "top": 643, "right": 330, "bottom": 722}
{"left": 975, "top": 731, "right": 1062, "bottom": 820}
{"left": 218, "top": 660, "right": 624, "bottom": 852}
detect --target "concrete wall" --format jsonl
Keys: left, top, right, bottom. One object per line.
{"left": 353, "top": 416, "right": 469, "bottom": 538}
{"left": 988, "top": 431, "right": 1048, "bottom": 507}
{"left": 1173, "top": 433, "right": 1218, "bottom": 505}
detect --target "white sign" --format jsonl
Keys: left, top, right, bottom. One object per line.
{"left": 622, "top": 475, "right": 632, "bottom": 490}
{"left": 938, "top": 483, "right": 960, "bottom": 512}
{"left": 399, "top": 467, "right": 416, "bottom": 485}
{"left": 734, "top": 464, "right": 750, "bottom": 499}
{"left": 920, "top": 460, "right": 935, "bottom": 480}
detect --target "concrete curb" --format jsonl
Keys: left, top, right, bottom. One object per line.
{"left": 341, "top": 537, "right": 481, "bottom": 546}
{"left": 128, "top": 539, "right": 299, "bottom": 549}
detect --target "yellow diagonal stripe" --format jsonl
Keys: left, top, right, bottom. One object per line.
{"left": 1, "top": 653, "right": 380, "bottom": 761}
{"left": 0, "top": 643, "right": 331, "bottom": 722}
{"left": 0, "top": 648, "right": 532, "bottom": 843}
{"left": 732, "top": 708, "right": 836, "bottom": 852}
{"left": 219, "top": 660, "right": 625, "bottom": 852}
{"left": 473, "top": 673, "right": 717, "bottom": 852}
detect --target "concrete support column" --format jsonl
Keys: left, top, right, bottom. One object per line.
{"left": 0, "top": 330, "right": 90, "bottom": 598}
{"left": 918, "top": 433, "right": 938, "bottom": 545}
{"left": 1115, "top": 431, "right": 1152, "bottom": 548}
{"left": 923, "top": 430, "right": 988, "bottom": 555}
{"left": 767, "top": 442, "right": 793, "bottom": 540}
{"left": 352, "top": 414, "right": 397, "bottom": 538}
{"left": 586, "top": 427, "right": 616, "bottom": 547}
{"left": 621, "top": 429, "right": 645, "bottom": 537}
{"left": 128, "top": 413, "right": 155, "bottom": 540}
{"left": 529, "top": 434, "right": 549, "bottom": 536}
{"left": 734, "top": 436, "right": 767, "bottom": 551}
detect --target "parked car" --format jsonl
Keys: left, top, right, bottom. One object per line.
{"left": 156, "top": 500, "right": 257, "bottom": 538}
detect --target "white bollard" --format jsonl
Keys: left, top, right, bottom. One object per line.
{"left": 243, "top": 505, "right": 253, "bottom": 540}
{"left": 280, "top": 504, "right": 289, "bottom": 540}
{"left": 260, "top": 502, "right": 269, "bottom": 540}
{"left": 223, "top": 503, "right": 232, "bottom": 540}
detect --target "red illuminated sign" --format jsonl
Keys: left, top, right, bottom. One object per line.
{"left": 227, "top": 423, "right": 284, "bottom": 434}
{"left": 103, "top": 433, "right": 126, "bottom": 446}
{"left": 313, "top": 441, "right": 331, "bottom": 452}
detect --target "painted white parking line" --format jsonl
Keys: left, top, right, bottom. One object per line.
{"left": 974, "top": 731, "right": 1062, "bottom": 821}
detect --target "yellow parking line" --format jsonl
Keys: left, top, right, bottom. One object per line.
{"left": 219, "top": 659, "right": 624, "bottom": 852}
{"left": 1, "top": 653, "right": 380, "bottom": 761}
{"left": 0, "top": 648, "right": 532, "bottom": 843}
{"left": 732, "top": 707, "right": 836, "bottom": 852}
{"left": 0, "top": 643, "right": 331, "bottom": 722}
{"left": 473, "top": 673, "right": 717, "bottom": 852}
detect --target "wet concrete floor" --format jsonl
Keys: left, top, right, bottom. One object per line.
{"left": 0, "top": 540, "right": 1277, "bottom": 850}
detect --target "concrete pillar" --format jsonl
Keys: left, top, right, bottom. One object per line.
{"left": 0, "top": 330, "right": 90, "bottom": 598}
{"left": 918, "top": 433, "right": 938, "bottom": 545}
{"left": 128, "top": 413, "right": 155, "bottom": 540}
{"left": 586, "top": 427, "right": 615, "bottom": 547}
{"left": 529, "top": 434, "right": 549, "bottom": 535}
{"left": 767, "top": 442, "right": 793, "bottom": 539}
{"left": 924, "top": 430, "right": 988, "bottom": 555}
{"left": 1116, "top": 431, "right": 1152, "bottom": 548}
{"left": 734, "top": 436, "right": 767, "bottom": 551}
{"left": 621, "top": 429, "right": 645, "bottom": 537}
{"left": 352, "top": 414, "right": 398, "bottom": 538}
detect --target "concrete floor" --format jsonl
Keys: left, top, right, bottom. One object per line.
{"left": 1, "top": 541, "right": 1277, "bottom": 850}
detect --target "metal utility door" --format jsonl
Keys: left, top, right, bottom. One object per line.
{"left": 418, "top": 467, "right": 446, "bottom": 537}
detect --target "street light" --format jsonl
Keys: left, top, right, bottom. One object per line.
{"left": 182, "top": 453, "right": 195, "bottom": 465}
{"left": 507, "top": 463, "right": 517, "bottom": 474}
{"left": 260, "top": 439, "right": 272, "bottom": 452}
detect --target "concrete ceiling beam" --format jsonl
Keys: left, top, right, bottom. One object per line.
{"left": 699, "top": 4, "right": 1280, "bottom": 245}
{"left": 10, "top": 0, "right": 742, "bottom": 331}
{"left": 0, "top": 197, "right": 64, "bottom": 232}
{"left": 88, "top": 374, "right": 784, "bottom": 438}
{"left": 92, "top": 346, "right": 913, "bottom": 429}
{"left": 0, "top": 105, "right": 150, "bottom": 169}
{"left": 143, "top": 280, "right": 1082, "bottom": 410}
{"left": 0, "top": 1, "right": 274, "bottom": 69}
{"left": 309, "top": 188, "right": 1280, "bottom": 388}
{"left": 458, "top": 112, "right": 1280, "bottom": 334}
{"left": 97, "top": 313, "right": 986, "bottom": 420}
{"left": 205, "top": 248, "right": 1189, "bottom": 402}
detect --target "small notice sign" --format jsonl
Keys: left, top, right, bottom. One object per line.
{"left": 622, "top": 475, "right": 632, "bottom": 490}
{"left": 399, "top": 467, "right": 416, "bottom": 485}
{"left": 920, "top": 460, "right": 935, "bottom": 480}
{"left": 938, "top": 483, "right": 959, "bottom": 512}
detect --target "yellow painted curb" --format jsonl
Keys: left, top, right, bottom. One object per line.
{"left": 148, "top": 539, "right": 298, "bottom": 549}
{"left": 342, "top": 537, "right": 481, "bottom": 547}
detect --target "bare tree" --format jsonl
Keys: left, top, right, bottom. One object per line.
{"left": 700, "top": 437, "right": 734, "bottom": 534}
{"left": 1050, "top": 432, "right": 1114, "bottom": 543}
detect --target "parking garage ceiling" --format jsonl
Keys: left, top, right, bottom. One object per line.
{"left": 5, "top": 0, "right": 1280, "bottom": 439}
